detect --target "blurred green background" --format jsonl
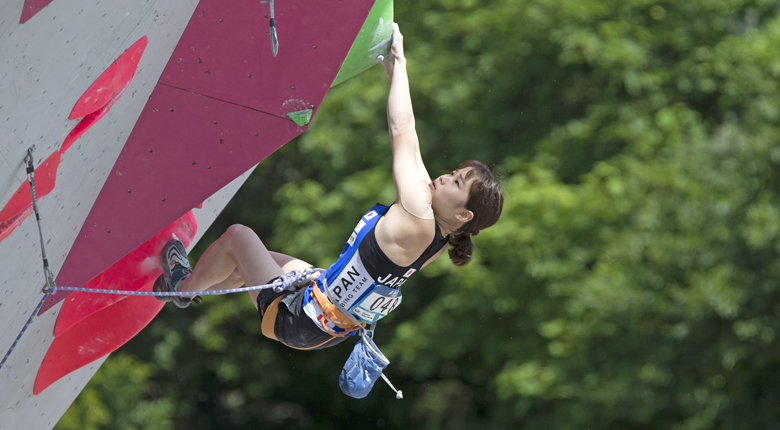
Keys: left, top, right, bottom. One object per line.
{"left": 56, "top": 0, "right": 780, "bottom": 429}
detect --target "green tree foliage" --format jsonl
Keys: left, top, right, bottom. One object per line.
{"left": 56, "top": 354, "right": 173, "bottom": 430}
{"left": 59, "top": 0, "right": 780, "bottom": 429}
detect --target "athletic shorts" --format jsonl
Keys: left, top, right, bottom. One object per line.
{"left": 256, "top": 284, "right": 348, "bottom": 351}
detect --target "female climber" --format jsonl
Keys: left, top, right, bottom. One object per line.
{"left": 153, "top": 24, "right": 504, "bottom": 350}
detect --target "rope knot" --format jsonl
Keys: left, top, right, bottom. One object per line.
{"left": 271, "top": 268, "right": 319, "bottom": 293}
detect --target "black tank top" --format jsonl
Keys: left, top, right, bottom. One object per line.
{"left": 308, "top": 203, "right": 452, "bottom": 328}
{"left": 358, "top": 204, "right": 451, "bottom": 288}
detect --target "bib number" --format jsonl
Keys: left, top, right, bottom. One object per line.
{"left": 351, "top": 286, "right": 402, "bottom": 324}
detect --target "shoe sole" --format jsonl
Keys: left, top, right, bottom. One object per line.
{"left": 159, "top": 239, "right": 198, "bottom": 308}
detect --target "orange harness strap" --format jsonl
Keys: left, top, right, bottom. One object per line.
{"left": 310, "top": 284, "right": 364, "bottom": 337}
{"left": 261, "top": 295, "right": 284, "bottom": 341}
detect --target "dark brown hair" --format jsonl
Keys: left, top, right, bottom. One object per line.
{"left": 448, "top": 160, "right": 504, "bottom": 266}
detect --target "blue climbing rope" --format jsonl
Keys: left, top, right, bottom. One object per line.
{"left": 0, "top": 294, "right": 48, "bottom": 370}
{"left": 0, "top": 146, "right": 318, "bottom": 372}
{"left": 44, "top": 267, "right": 320, "bottom": 297}
{"left": 0, "top": 269, "right": 318, "bottom": 372}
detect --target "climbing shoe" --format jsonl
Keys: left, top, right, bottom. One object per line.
{"left": 153, "top": 239, "right": 200, "bottom": 308}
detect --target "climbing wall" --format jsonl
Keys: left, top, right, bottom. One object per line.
{"left": 0, "top": 0, "right": 380, "bottom": 428}
{"left": 0, "top": 2, "right": 202, "bottom": 427}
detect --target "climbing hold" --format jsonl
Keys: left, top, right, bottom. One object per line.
{"left": 286, "top": 109, "right": 312, "bottom": 126}
{"left": 331, "top": 0, "right": 393, "bottom": 87}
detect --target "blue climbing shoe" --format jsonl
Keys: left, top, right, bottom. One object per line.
{"left": 153, "top": 239, "right": 199, "bottom": 308}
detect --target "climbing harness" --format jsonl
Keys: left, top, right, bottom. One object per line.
{"left": 310, "top": 284, "right": 366, "bottom": 337}
{"left": 261, "top": 0, "right": 279, "bottom": 57}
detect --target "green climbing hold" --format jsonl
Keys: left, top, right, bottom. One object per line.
{"left": 287, "top": 109, "right": 313, "bottom": 126}
{"left": 331, "top": 0, "right": 393, "bottom": 87}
